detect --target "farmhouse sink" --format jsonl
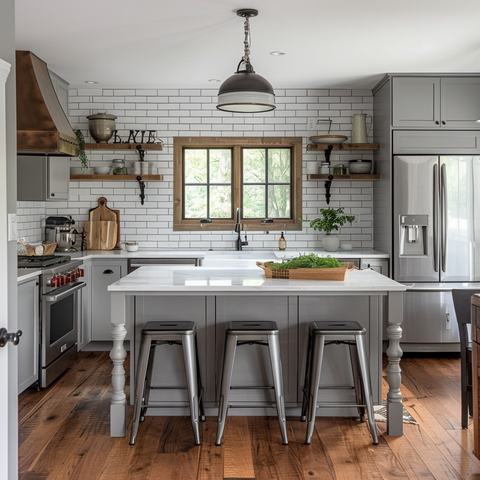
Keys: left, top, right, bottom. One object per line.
{"left": 201, "top": 250, "right": 277, "bottom": 267}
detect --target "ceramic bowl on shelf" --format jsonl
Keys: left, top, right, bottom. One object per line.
{"left": 94, "top": 167, "right": 111, "bottom": 175}
{"left": 349, "top": 159, "right": 372, "bottom": 174}
{"left": 309, "top": 135, "right": 348, "bottom": 144}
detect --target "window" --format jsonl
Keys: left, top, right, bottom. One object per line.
{"left": 174, "top": 137, "right": 302, "bottom": 231}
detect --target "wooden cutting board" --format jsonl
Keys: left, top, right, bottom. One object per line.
{"left": 89, "top": 197, "right": 120, "bottom": 248}
{"left": 84, "top": 221, "right": 118, "bottom": 250}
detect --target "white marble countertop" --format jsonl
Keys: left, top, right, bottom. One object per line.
{"left": 108, "top": 265, "right": 405, "bottom": 293}
{"left": 17, "top": 269, "right": 41, "bottom": 282}
{"left": 62, "top": 248, "right": 389, "bottom": 261}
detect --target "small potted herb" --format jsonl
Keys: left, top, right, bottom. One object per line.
{"left": 74, "top": 129, "right": 89, "bottom": 173}
{"left": 303, "top": 207, "right": 355, "bottom": 251}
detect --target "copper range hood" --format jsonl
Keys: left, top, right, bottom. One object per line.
{"left": 16, "top": 51, "right": 79, "bottom": 156}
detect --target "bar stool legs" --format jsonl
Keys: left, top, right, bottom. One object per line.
{"left": 130, "top": 333, "right": 153, "bottom": 445}
{"left": 130, "top": 321, "right": 205, "bottom": 446}
{"left": 216, "top": 333, "right": 238, "bottom": 446}
{"left": 216, "top": 321, "right": 288, "bottom": 446}
{"left": 268, "top": 332, "right": 288, "bottom": 445}
{"left": 302, "top": 321, "right": 378, "bottom": 446}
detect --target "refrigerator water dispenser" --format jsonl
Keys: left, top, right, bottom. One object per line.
{"left": 399, "top": 214, "right": 428, "bottom": 256}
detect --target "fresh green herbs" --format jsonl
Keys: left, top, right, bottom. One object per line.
{"left": 267, "top": 254, "right": 343, "bottom": 270}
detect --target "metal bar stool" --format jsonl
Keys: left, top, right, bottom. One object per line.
{"left": 301, "top": 321, "right": 379, "bottom": 445}
{"left": 216, "top": 321, "right": 288, "bottom": 446}
{"left": 129, "top": 321, "right": 206, "bottom": 446}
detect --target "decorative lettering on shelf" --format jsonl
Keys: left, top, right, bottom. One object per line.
{"left": 112, "top": 130, "right": 158, "bottom": 144}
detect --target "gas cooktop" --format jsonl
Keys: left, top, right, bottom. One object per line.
{"left": 17, "top": 255, "right": 72, "bottom": 268}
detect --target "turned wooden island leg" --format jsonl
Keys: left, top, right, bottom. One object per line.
{"left": 385, "top": 290, "right": 404, "bottom": 436}
{"left": 110, "top": 292, "right": 128, "bottom": 437}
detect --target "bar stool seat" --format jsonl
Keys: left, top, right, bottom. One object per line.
{"left": 301, "top": 320, "right": 378, "bottom": 445}
{"left": 216, "top": 321, "right": 288, "bottom": 446}
{"left": 130, "top": 321, "right": 205, "bottom": 446}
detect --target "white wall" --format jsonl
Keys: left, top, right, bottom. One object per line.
{"left": 17, "top": 87, "right": 375, "bottom": 250}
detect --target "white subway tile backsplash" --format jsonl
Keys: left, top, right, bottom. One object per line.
{"left": 17, "top": 87, "right": 374, "bottom": 249}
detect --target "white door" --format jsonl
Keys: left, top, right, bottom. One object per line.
{"left": 0, "top": 58, "right": 16, "bottom": 479}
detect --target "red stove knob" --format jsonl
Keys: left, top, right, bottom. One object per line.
{"left": 77, "top": 268, "right": 84, "bottom": 277}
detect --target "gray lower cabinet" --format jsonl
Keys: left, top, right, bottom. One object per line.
{"left": 17, "top": 277, "right": 39, "bottom": 394}
{"left": 131, "top": 293, "right": 383, "bottom": 414}
{"left": 392, "top": 76, "right": 480, "bottom": 129}
{"left": 91, "top": 259, "right": 128, "bottom": 342}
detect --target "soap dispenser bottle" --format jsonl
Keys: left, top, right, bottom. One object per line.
{"left": 279, "top": 232, "right": 286, "bottom": 251}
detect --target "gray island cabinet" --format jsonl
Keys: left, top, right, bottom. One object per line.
{"left": 108, "top": 265, "right": 406, "bottom": 438}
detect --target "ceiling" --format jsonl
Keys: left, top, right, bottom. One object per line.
{"left": 14, "top": 0, "right": 480, "bottom": 91}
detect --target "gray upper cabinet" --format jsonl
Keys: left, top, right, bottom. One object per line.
{"left": 17, "top": 155, "right": 70, "bottom": 201}
{"left": 392, "top": 77, "right": 480, "bottom": 129}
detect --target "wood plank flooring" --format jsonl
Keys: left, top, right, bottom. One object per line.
{"left": 18, "top": 351, "right": 480, "bottom": 480}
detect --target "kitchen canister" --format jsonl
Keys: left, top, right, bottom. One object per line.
{"left": 133, "top": 161, "right": 142, "bottom": 175}
{"left": 306, "top": 162, "right": 318, "bottom": 174}
{"left": 320, "top": 162, "right": 330, "bottom": 174}
{"left": 141, "top": 162, "right": 150, "bottom": 174}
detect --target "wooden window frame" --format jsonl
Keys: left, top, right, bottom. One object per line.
{"left": 173, "top": 136, "right": 303, "bottom": 232}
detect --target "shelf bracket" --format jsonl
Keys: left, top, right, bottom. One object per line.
{"left": 136, "top": 176, "right": 146, "bottom": 205}
{"left": 324, "top": 144, "right": 333, "bottom": 165}
{"left": 324, "top": 174, "right": 334, "bottom": 205}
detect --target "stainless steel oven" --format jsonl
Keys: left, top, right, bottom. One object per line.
{"left": 18, "top": 255, "right": 86, "bottom": 388}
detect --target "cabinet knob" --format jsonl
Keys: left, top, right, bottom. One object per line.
{"left": 103, "top": 269, "right": 114, "bottom": 274}
{"left": 0, "top": 328, "right": 22, "bottom": 347}
{"left": 435, "top": 121, "right": 440, "bottom": 125}
{"left": 442, "top": 121, "right": 446, "bottom": 125}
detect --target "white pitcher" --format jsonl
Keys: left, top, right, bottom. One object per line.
{"left": 351, "top": 113, "right": 372, "bottom": 143}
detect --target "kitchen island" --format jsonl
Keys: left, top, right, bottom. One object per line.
{"left": 108, "top": 265, "right": 406, "bottom": 438}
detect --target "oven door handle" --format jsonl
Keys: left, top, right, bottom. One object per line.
{"left": 43, "top": 282, "right": 86, "bottom": 303}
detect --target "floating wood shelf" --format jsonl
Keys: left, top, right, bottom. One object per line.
{"left": 307, "top": 174, "right": 380, "bottom": 181}
{"left": 84, "top": 143, "right": 163, "bottom": 151}
{"left": 307, "top": 143, "right": 380, "bottom": 151}
{"left": 70, "top": 174, "right": 163, "bottom": 181}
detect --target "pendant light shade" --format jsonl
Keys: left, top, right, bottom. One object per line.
{"left": 217, "top": 9, "right": 275, "bottom": 113}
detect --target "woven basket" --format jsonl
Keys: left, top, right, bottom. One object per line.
{"left": 256, "top": 262, "right": 354, "bottom": 281}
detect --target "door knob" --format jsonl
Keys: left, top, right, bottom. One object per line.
{"left": 0, "top": 328, "right": 22, "bottom": 347}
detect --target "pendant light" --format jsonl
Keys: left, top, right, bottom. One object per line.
{"left": 217, "top": 9, "right": 275, "bottom": 113}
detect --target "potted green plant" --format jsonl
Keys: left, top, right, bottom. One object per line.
{"left": 74, "top": 129, "right": 89, "bottom": 173}
{"left": 304, "top": 207, "right": 355, "bottom": 252}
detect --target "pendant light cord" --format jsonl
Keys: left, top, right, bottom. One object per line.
{"left": 237, "top": 15, "right": 254, "bottom": 73}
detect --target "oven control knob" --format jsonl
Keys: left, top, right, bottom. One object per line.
{"left": 0, "top": 328, "right": 22, "bottom": 347}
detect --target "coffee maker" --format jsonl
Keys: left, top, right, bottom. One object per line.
{"left": 45, "top": 216, "right": 77, "bottom": 251}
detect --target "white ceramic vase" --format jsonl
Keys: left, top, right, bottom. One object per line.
{"left": 322, "top": 234, "right": 340, "bottom": 252}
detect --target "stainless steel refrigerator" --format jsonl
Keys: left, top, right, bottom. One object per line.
{"left": 393, "top": 155, "right": 480, "bottom": 351}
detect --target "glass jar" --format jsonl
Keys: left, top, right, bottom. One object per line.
{"left": 320, "top": 162, "right": 330, "bottom": 174}
{"left": 111, "top": 159, "right": 126, "bottom": 175}
{"left": 333, "top": 164, "right": 346, "bottom": 175}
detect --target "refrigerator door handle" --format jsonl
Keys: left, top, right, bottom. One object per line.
{"left": 440, "top": 163, "right": 447, "bottom": 273}
{"left": 433, "top": 163, "right": 438, "bottom": 272}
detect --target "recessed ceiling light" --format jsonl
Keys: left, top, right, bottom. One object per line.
{"left": 270, "top": 51, "right": 285, "bottom": 56}
{"left": 85, "top": 80, "right": 98, "bottom": 84}
{"left": 209, "top": 79, "right": 221, "bottom": 83}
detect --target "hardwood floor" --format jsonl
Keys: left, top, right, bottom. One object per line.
{"left": 18, "top": 351, "right": 480, "bottom": 479}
